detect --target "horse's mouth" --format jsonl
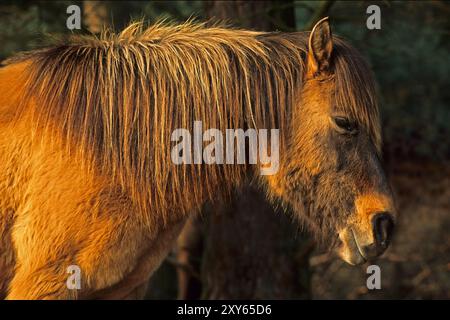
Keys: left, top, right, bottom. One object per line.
{"left": 337, "top": 213, "right": 395, "bottom": 265}
{"left": 337, "top": 227, "right": 367, "bottom": 265}
{"left": 350, "top": 228, "right": 368, "bottom": 264}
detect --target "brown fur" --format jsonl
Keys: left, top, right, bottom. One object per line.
{"left": 0, "top": 20, "right": 393, "bottom": 299}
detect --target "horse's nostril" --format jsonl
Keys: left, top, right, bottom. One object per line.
{"left": 372, "top": 212, "right": 395, "bottom": 249}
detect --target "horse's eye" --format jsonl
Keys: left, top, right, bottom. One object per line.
{"left": 333, "top": 116, "right": 358, "bottom": 134}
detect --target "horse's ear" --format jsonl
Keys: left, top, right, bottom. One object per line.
{"left": 307, "top": 17, "right": 333, "bottom": 78}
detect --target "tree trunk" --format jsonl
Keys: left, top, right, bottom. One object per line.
{"left": 175, "top": 0, "right": 313, "bottom": 300}
{"left": 201, "top": 187, "right": 313, "bottom": 299}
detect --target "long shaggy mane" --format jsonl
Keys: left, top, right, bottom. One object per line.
{"left": 6, "top": 20, "right": 380, "bottom": 227}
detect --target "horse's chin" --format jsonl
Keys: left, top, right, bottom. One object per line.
{"left": 336, "top": 227, "right": 367, "bottom": 265}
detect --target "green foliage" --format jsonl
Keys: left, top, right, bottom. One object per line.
{"left": 0, "top": 1, "right": 78, "bottom": 60}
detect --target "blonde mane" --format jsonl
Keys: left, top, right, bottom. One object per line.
{"left": 8, "top": 20, "right": 379, "bottom": 225}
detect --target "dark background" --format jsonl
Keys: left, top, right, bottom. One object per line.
{"left": 1, "top": 0, "right": 448, "bottom": 299}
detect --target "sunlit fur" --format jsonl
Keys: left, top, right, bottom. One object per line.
{"left": 8, "top": 20, "right": 380, "bottom": 224}
{"left": 0, "top": 20, "right": 382, "bottom": 298}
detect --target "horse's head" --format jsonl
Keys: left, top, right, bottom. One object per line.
{"left": 267, "top": 18, "right": 396, "bottom": 265}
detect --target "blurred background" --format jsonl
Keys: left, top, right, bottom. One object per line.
{"left": 1, "top": 0, "right": 448, "bottom": 299}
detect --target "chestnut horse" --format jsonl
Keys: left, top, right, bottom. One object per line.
{"left": 0, "top": 18, "right": 395, "bottom": 299}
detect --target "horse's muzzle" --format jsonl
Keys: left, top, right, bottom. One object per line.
{"left": 360, "top": 212, "right": 395, "bottom": 259}
{"left": 338, "top": 212, "right": 395, "bottom": 265}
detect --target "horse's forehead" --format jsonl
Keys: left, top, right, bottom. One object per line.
{"left": 299, "top": 77, "right": 335, "bottom": 113}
